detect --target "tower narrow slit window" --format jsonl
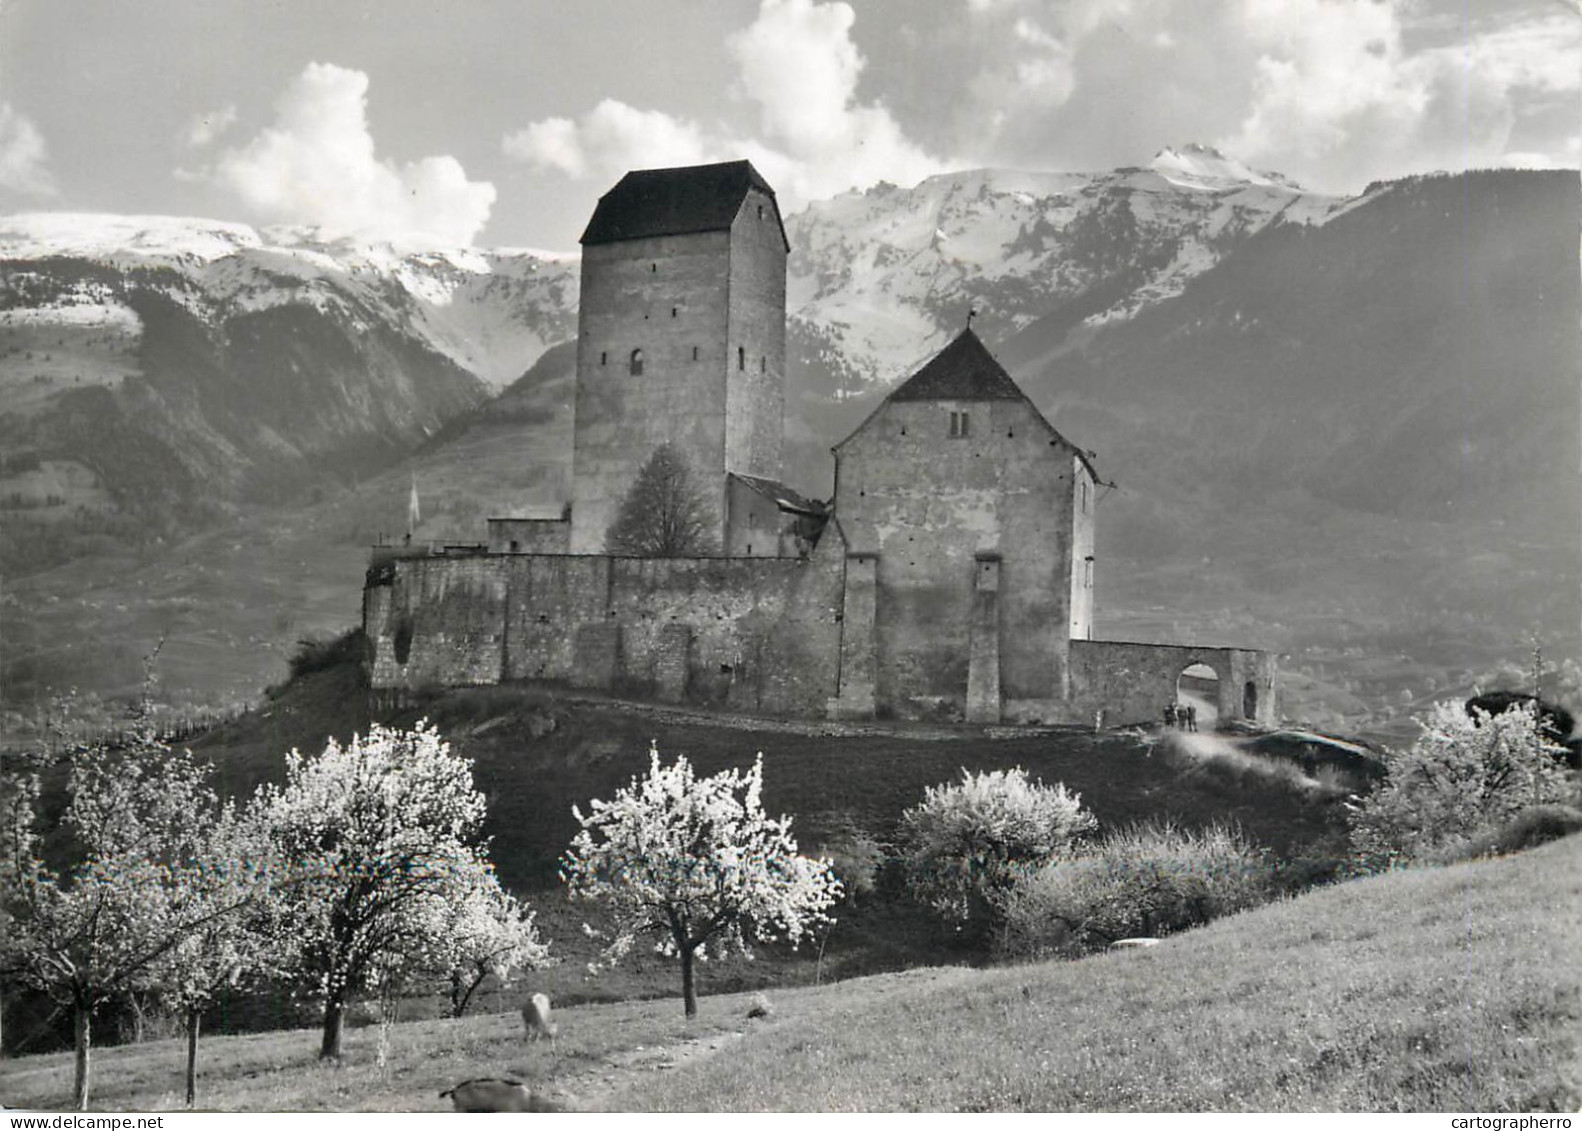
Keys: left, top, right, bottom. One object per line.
{"left": 738, "top": 346, "right": 745, "bottom": 371}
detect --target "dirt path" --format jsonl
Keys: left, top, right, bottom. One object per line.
{"left": 529, "top": 1026, "right": 749, "bottom": 1111}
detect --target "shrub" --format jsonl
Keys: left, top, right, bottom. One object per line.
{"left": 1349, "top": 700, "right": 1572, "bottom": 869}
{"left": 810, "top": 814, "right": 885, "bottom": 907}
{"left": 995, "top": 819, "right": 1274, "bottom": 958}
{"left": 898, "top": 767, "right": 1095, "bottom": 926}
{"left": 1438, "top": 803, "right": 1582, "bottom": 864}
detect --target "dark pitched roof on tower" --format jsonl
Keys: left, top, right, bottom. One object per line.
{"left": 579, "top": 160, "right": 790, "bottom": 250}
{"left": 885, "top": 328, "right": 1027, "bottom": 401}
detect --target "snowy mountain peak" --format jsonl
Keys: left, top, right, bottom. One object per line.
{"left": 1150, "top": 144, "right": 1305, "bottom": 192}
{"left": 0, "top": 212, "right": 266, "bottom": 262}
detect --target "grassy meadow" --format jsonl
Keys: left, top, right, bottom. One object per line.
{"left": 2, "top": 832, "right": 1577, "bottom": 1112}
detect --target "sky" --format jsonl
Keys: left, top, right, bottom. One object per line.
{"left": 0, "top": 0, "right": 1575, "bottom": 251}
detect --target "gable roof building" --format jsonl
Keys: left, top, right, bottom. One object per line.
{"left": 884, "top": 327, "right": 1028, "bottom": 402}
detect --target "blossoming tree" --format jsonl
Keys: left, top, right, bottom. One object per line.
{"left": 562, "top": 746, "right": 842, "bottom": 1018}
{"left": 899, "top": 766, "right": 1096, "bottom": 925}
{"left": 257, "top": 721, "right": 549, "bottom": 1058}
{"left": 1349, "top": 699, "right": 1571, "bottom": 867}
{"left": 0, "top": 744, "right": 262, "bottom": 1109}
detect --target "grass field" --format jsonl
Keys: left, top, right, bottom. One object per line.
{"left": 3, "top": 834, "right": 1576, "bottom": 1113}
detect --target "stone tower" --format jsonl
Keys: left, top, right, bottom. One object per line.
{"left": 569, "top": 160, "right": 789, "bottom": 554}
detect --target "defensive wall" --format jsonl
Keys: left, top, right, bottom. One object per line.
{"left": 1068, "top": 639, "right": 1278, "bottom": 728}
{"left": 366, "top": 534, "right": 845, "bottom": 716}
{"left": 365, "top": 541, "right": 1277, "bottom": 728}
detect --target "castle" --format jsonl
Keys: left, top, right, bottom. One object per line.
{"left": 363, "top": 160, "right": 1276, "bottom": 727}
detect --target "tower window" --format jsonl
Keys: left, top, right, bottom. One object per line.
{"left": 629, "top": 348, "right": 644, "bottom": 376}
{"left": 671, "top": 307, "right": 678, "bottom": 318}
{"left": 600, "top": 351, "right": 607, "bottom": 366}
{"left": 949, "top": 410, "right": 971, "bottom": 438}
{"left": 1081, "top": 480, "right": 1089, "bottom": 513}
{"left": 760, "top": 355, "right": 766, "bottom": 373}
{"left": 757, "top": 204, "right": 764, "bottom": 220}
{"left": 692, "top": 345, "right": 700, "bottom": 361}
{"left": 650, "top": 263, "right": 657, "bottom": 273}
{"left": 738, "top": 346, "right": 745, "bottom": 371}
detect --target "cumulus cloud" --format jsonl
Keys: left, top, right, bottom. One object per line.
{"left": 1220, "top": 1, "right": 1581, "bottom": 189}
{"left": 0, "top": 102, "right": 57, "bottom": 197}
{"left": 183, "top": 104, "right": 238, "bottom": 149}
{"left": 213, "top": 62, "right": 495, "bottom": 244}
{"left": 929, "top": 0, "right": 1580, "bottom": 192}
{"left": 502, "top": 99, "right": 714, "bottom": 181}
{"left": 502, "top": 0, "right": 948, "bottom": 210}
{"left": 967, "top": 17, "right": 1077, "bottom": 139}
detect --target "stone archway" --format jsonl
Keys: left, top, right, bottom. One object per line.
{"left": 1175, "top": 662, "right": 1220, "bottom": 729}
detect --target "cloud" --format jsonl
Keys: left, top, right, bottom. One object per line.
{"left": 183, "top": 105, "right": 238, "bottom": 149}
{"left": 1220, "top": 1, "right": 1581, "bottom": 189}
{"left": 0, "top": 102, "right": 57, "bottom": 197}
{"left": 966, "top": 17, "right": 1077, "bottom": 139}
{"left": 213, "top": 62, "right": 495, "bottom": 244}
{"left": 502, "top": 100, "right": 715, "bottom": 181}
{"left": 502, "top": 0, "right": 948, "bottom": 210}
{"left": 922, "top": 0, "right": 1580, "bottom": 193}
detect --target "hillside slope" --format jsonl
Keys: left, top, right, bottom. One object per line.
{"left": 2, "top": 831, "right": 1574, "bottom": 1112}
{"left": 613, "top": 832, "right": 1582, "bottom": 1112}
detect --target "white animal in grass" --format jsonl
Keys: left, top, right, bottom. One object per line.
{"left": 522, "top": 992, "right": 559, "bottom": 1042}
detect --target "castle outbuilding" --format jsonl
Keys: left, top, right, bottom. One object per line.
{"left": 826, "top": 328, "right": 1097, "bottom": 722}
{"left": 362, "top": 160, "right": 1277, "bottom": 728}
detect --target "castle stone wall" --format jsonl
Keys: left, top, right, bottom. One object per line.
{"left": 366, "top": 546, "right": 842, "bottom": 716}
{"left": 1068, "top": 639, "right": 1279, "bottom": 728}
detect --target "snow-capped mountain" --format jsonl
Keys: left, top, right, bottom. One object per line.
{"left": 0, "top": 215, "right": 580, "bottom": 575}
{"left": 783, "top": 145, "right": 1344, "bottom": 394}
{"left": 0, "top": 214, "right": 578, "bottom": 389}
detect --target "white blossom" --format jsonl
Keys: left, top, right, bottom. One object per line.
{"left": 561, "top": 744, "right": 841, "bottom": 1016}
